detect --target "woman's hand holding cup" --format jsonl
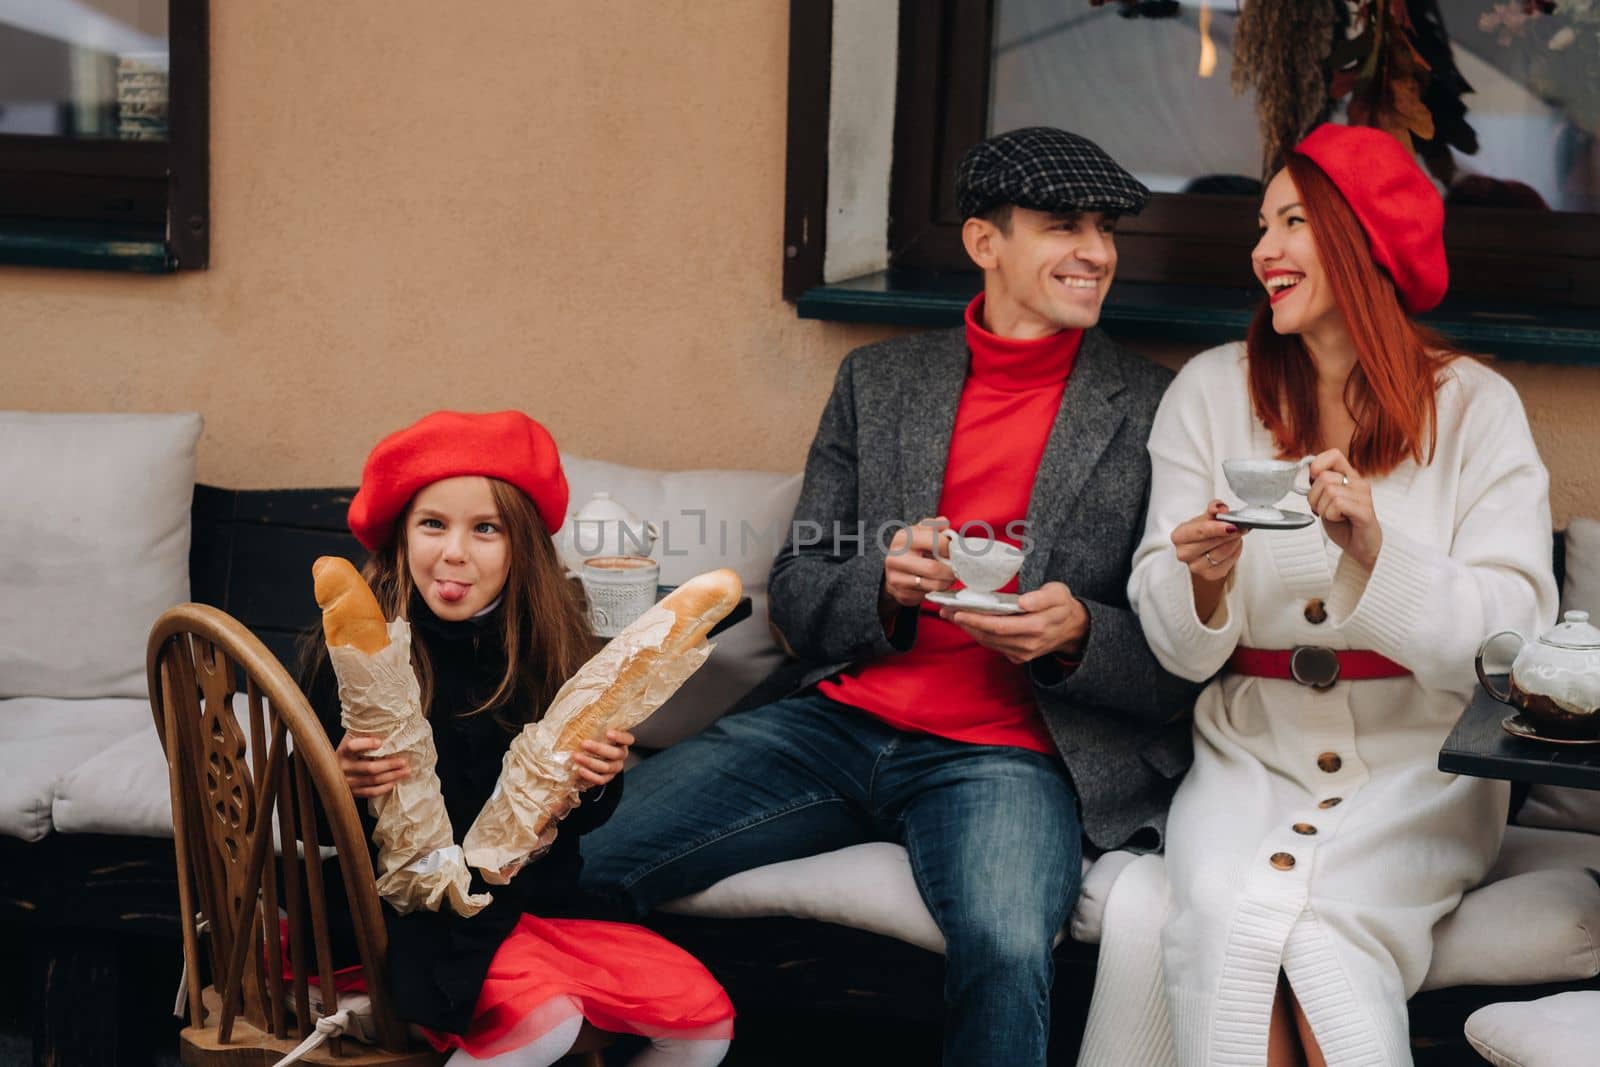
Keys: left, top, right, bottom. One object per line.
{"left": 1306, "top": 449, "right": 1381, "bottom": 569}
{"left": 1171, "top": 502, "right": 1247, "bottom": 622}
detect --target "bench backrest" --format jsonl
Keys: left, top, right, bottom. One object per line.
{"left": 190, "top": 486, "right": 364, "bottom": 673}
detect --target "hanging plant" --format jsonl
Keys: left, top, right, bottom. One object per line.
{"left": 1326, "top": 1, "right": 1480, "bottom": 183}
{"left": 1232, "top": 0, "right": 1343, "bottom": 175}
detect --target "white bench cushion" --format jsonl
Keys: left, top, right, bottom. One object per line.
{"left": 52, "top": 725, "right": 174, "bottom": 838}
{"left": 660, "top": 827, "right": 1600, "bottom": 994}
{"left": 561, "top": 455, "right": 803, "bottom": 747}
{"left": 54, "top": 691, "right": 272, "bottom": 839}
{"left": 1466, "top": 991, "right": 1600, "bottom": 1067}
{"left": 0, "top": 697, "right": 150, "bottom": 841}
{"left": 0, "top": 411, "right": 201, "bottom": 699}
{"left": 1422, "top": 867, "right": 1600, "bottom": 991}
{"left": 661, "top": 842, "right": 1129, "bottom": 952}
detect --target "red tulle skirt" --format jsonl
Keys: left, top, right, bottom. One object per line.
{"left": 419, "top": 915, "right": 734, "bottom": 1057}
{"left": 285, "top": 916, "right": 734, "bottom": 1059}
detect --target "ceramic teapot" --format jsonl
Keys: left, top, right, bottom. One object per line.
{"left": 1475, "top": 610, "right": 1600, "bottom": 739}
{"left": 556, "top": 492, "right": 659, "bottom": 574}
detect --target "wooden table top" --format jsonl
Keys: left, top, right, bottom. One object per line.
{"left": 1439, "top": 677, "right": 1600, "bottom": 790}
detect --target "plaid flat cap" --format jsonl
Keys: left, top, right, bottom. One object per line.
{"left": 956, "top": 127, "right": 1150, "bottom": 220}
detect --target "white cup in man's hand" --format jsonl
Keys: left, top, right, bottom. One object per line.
{"left": 945, "top": 535, "right": 1025, "bottom": 597}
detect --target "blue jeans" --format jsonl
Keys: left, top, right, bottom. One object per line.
{"left": 579, "top": 691, "right": 1083, "bottom": 1067}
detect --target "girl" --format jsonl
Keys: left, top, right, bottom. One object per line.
{"left": 1080, "top": 124, "right": 1557, "bottom": 1066}
{"left": 303, "top": 409, "right": 734, "bottom": 1067}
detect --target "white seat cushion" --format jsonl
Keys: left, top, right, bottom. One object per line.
{"left": 54, "top": 691, "right": 276, "bottom": 839}
{"left": 1466, "top": 991, "right": 1600, "bottom": 1067}
{"left": 0, "top": 697, "right": 150, "bottom": 841}
{"left": 0, "top": 411, "right": 201, "bottom": 699}
{"left": 660, "top": 826, "right": 1600, "bottom": 988}
{"left": 1422, "top": 867, "right": 1600, "bottom": 991}
{"left": 1489, "top": 824, "right": 1600, "bottom": 880}
{"left": 52, "top": 724, "right": 174, "bottom": 838}
{"left": 660, "top": 841, "right": 1115, "bottom": 952}
{"left": 561, "top": 455, "right": 803, "bottom": 747}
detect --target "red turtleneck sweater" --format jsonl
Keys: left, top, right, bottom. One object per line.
{"left": 816, "top": 294, "right": 1081, "bottom": 754}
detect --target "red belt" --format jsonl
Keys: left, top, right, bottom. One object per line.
{"left": 1228, "top": 646, "right": 1410, "bottom": 689}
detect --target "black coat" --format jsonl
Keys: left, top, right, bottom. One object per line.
{"left": 302, "top": 596, "right": 621, "bottom": 1035}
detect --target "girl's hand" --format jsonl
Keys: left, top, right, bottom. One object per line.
{"left": 1306, "top": 449, "right": 1382, "bottom": 570}
{"left": 1171, "top": 501, "right": 1248, "bottom": 623}
{"left": 575, "top": 728, "right": 634, "bottom": 790}
{"left": 336, "top": 732, "right": 409, "bottom": 798}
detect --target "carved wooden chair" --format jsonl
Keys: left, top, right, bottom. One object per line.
{"left": 148, "top": 604, "right": 608, "bottom": 1066}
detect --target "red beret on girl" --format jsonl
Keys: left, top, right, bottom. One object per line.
{"left": 347, "top": 410, "right": 569, "bottom": 550}
{"left": 1293, "top": 124, "right": 1448, "bottom": 314}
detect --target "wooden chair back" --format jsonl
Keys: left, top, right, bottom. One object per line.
{"left": 147, "top": 603, "right": 428, "bottom": 1062}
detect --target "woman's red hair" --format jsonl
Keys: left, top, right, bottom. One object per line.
{"left": 1247, "top": 152, "right": 1456, "bottom": 477}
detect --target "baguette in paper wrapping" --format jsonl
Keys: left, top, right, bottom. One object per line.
{"left": 313, "top": 556, "right": 491, "bottom": 917}
{"left": 463, "top": 568, "right": 742, "bottom": 883}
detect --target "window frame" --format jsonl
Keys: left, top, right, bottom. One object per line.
{"left": 883, "top": 0, "right": 1600, "bottom": 309}
{"left": 0, "top": 0, "right": 209, "bottom": 271}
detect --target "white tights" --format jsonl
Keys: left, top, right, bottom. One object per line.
{"left": 443, "top": 1013, "right": 730, "bottom": 1067}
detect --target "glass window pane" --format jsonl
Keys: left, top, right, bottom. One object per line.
{"left": 991, "top": 1, "right": 1260, "bottom": 194}
{"left": 0, "top": 0, "right": 169, "bottom": 141}
{"left": 989, "top": 0, "right": 1600, "bottom": 213}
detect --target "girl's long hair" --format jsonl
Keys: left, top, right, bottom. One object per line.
{"left": 306, "top": 479, "right": 590, "bottom": 729}
{"left": 1246, "top": 152, "right": 1457, "bottom": 477}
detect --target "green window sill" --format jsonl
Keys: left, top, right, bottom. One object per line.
{"left": 799, "top": 272, "right": 1600, "bottom": 365}
{"left": 0, "top": 221, "right": 174, "bottom": 273}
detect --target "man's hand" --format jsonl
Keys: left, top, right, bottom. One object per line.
{"left": 882, "top": 517, "right": 956, "bottom": 609}
{"left": 939, "top": 581, "right": 1089, "bottom": 664}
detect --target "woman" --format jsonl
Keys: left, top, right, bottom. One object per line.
{"left": 1080, "top": 124, "right": 1557, "bottom": 1066}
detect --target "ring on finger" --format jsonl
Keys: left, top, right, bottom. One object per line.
{"left": 914, "top": 575, "right": 923, "bottom": 588}
{"left": 1204, "top": 551, "right": 1219, "bottom": 566}
{"left": 1341, "top": 474, "right": 1350, "bottom": 486}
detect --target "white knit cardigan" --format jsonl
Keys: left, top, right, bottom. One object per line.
{"left": 1085, "top": 343, "right": 1558, "bottom": 1067}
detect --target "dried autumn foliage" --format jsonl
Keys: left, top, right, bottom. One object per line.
{"left": 1232, "top": 0, "right": 1342, "bottom": 177}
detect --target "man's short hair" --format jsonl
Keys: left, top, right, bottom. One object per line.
{"left": 975, "top": 202, "right": 1014, "bottom": 234}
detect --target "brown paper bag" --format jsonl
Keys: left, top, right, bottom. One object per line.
{"left": 330, "top": 618, "right": 491, "bottom": 917}
{"left": 463, "top": 604, "right": 711, "bottom": 883}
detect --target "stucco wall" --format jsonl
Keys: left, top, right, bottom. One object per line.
{"left": 3, "top": 0, "right": 900, "bottom": 490}
{"left": 3, "top": 1, "right": 1598, "bottom": 525}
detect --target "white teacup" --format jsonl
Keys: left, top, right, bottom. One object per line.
{"left": 1222, "top": 457, "right": 1313, "bottom": 520}
{"left": 580, "top": 555, "right": 660, "bottom": 637}
{"left": 944, "top": 534, "right": 1025, "bottom": 598}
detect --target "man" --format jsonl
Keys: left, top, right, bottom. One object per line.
{"left": 580, "top": 127, "right": 1199, "bottom": 1065}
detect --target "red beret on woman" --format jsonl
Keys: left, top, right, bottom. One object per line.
{"left": 347, "top": 410, "right": 569, "bottom": 550}
{"left": 1293, "top": 124, "right": 1448, "bottom": 313}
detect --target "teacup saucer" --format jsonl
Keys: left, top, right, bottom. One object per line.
{"left": 1501, "top": 714, "right": 1600, "bottom": 746}
{"left": 926, "top": 590, "right": 1024, "bottom": 616}
{"left": 1217, "top": 508, "right": 1315, "bottom": 531}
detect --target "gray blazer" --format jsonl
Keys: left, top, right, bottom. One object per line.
{"left": 764, "top": 325, "right": 1200, "bottom": 851}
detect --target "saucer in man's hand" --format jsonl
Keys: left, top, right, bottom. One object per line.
{"left": 927, "top": 590, "right": 1025, "bottom": 616}
{"left": 1217, "top": 508, "right": 1315, "bottom": 531}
